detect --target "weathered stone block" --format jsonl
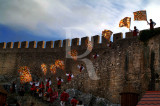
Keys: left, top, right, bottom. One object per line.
{"left": 37, "top": 41, "right": 45, "bottom": 48}
{"left": 125, "top": 32, "right": 133, "bottom": 38}
{"left": 63, "top": 39, "right": 70, "bottom": 47}
{"left": 13, "top": 42, "right": 20, "bottom": 48}
{"left": 46, "top": 41, "right": 53, "bottom": 48}
{"left": 6, "top": 42, "right": 13, "bottom": 48}
{"left": 113, "top": 33, "right": 123, "bottom": 42}
{"left": 0, "top": 42, "right": 6, "bottom": 49}
{"left": 71, "top": 38, "right": 79, "bottom": 47}
{"left": 21, "top": 41, "right": 28, "bottom": 48}
{"left": 54, "top": 40, "right": 62, "bottom": 48}
{"left": 91, "top": 35, "right": 100, "bottom": 47}
{"left": 29, "top": 41, "right": 36, "bottom": 48}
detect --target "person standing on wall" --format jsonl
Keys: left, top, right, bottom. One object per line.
{"left": 147, "top": 19, "right": 156, "bottom": 30}
{"left": 129, "top": 26, "right": 139, "bottom": 37}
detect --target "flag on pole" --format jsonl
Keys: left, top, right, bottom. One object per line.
{"left": 133, "top": 10, "right": 147, "bottom": 21}
{"left": 102, "top": 30, "right": 113, "bottom": 41}
{"left": 119, "top": 17, "right": 131, "bottom": 28}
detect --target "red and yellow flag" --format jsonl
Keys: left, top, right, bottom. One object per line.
{"left": 102, "top": 30, "right": 113, "bottom": 41}
{"left": 119, "top": 17, "right": 131, "bottom": 28}
{"left": 18, "top": 66, "right": 32, "bottom": 84}
{"left": 134, "top": 10, "right": 147, "bottom": 21}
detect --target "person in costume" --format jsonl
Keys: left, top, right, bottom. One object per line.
{"left": 77, "top": 64, "right": 84, "bottom": 72}
{"left": 60, "top": 89, "right": 69, "bottom": 106}
{"left": 92, "top": 53, "right": 99, "bottom": 59}
{"left": 45, "top": 78, "right": 51, "bottom": 91}
{"left": 71, "top": 97, "right": 78, "bottom": 106}
{"left": 57, "top": 77, "right": 63, "bottom": 90}
{"left": 130, "top": 26, "right": 139, "bottom": 36}
{"left": 66, "top": 72, "right": 74, "bottom": 82}
{"left": 50, "top": 88, "right": 58, "bottom": 103}
{"left": 147, "top": 19, "right": 156, "bottom": 30}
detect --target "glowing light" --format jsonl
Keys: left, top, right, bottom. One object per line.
{"left": 50, "top": 64, "right": 56, "bottom": 74}
{"left": 68, "top": 50, "right": 77, "bottom": 60}
{"left": 55, "top": 60, "right": 65, "bottom": 70}
{"left": 41, "top": 64, "right": 47, "bottom": 75}
{"left": 18, "top": 66, "right": 32, "bottom": 84}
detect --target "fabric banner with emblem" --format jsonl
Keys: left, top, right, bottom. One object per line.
{"left": 102, "top": 30, "right": 113, "bottom": 41}
{"left": 119, "top": 17, "right": 131, "bottom": 28}
{"left": 133, "top": 10, "right": 147, "bottom": 21}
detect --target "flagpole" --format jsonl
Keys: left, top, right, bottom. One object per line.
{"left": 145, "top": 10, "right": 148, "bottom": 24}
{"left": 129, "top": 17, "right": 131, "bottom": 31}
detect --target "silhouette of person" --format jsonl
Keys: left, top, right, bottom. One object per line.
{"left": 147, "top": 19, "right": 156, "bottom": 30}
{"left": 130, "top": 26, "right": 139, "bottom": 36}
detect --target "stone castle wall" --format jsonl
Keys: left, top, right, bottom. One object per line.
{"left": 0, "top": 28, "right": 160, "bottom": 104}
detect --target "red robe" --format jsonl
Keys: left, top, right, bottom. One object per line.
{"left": 71, "top": 98, "right": 78, "bottom": 106}
{"left": 31, "top": 85, "right": 36, "bottom": 91}
{"left": 57, "top": 80, "right": 62, "bottom": 85}
{"left": 46, "top": 80, "right": 50, "bottom": 87}
{"left": 67, "top": 74, "right": 72, "bottom": 81}
{"left": 39, "top": 83, "right": 44, "bottom": 89}
{"left": 60, "top": 92, "right": 69, "bottom": 101}
{"left": 47, "top": 88, "right": 53, "bottom": 94}
{"left": 50, "top": 91, "right": 58, "bottom": 103}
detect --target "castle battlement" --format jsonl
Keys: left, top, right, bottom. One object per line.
{"left": 0, "top": 31, "right": 134, "bottom": 50}
{"left": 0, "top": 27, "right": 160, "bottom": 104}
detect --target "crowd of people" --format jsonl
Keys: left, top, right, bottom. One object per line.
{"left": 9, "top": 72, "right": 84, "bottom": 106}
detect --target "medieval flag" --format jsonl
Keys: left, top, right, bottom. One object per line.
{"left": 50, "top": 64, "right": 56, "bottom": 74}
{"left": 102, "top": 30, "right": 113, "bottom": 41}
{"left": 18, "top": 66, "right": 32, "bottom": 84}
{"left": 41, "top": 64, "right": 47, "bottom": 75}
{"left": 133, "top": 10, "right": 147, "bottom": 21}
{"left": 119, "top": 17, "right": 131, "bottom": 28}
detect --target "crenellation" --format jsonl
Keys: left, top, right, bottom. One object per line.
{"left": 1, "top": 27, "right": 160, "bottom": 105}
{"left": 63, "top": 39, "right": 70, "bottom": 47}
{"left": 125, "top": 32, "right": 133, "bottom": 38}
{"left": 54, "top": 40, "right": 62, "bottom": 48}
{"left": 29, "top": 41, "right": 36, "bottom": 48}
{"left": 6, "top": 42, "right": 13, "bottom": 48}
{"left": 102, "top": 36, "right": 109, "bottom": 47}
{"left": 0, "top": 42, "right": 6, "bottom": 49}
{"left": 0, "top": 32, "right": 140, "bottom": 50}
{"left": 46, "top": 41, "right": 54, "bottom": 48}
{"left": 91, "top": 35, "right": 100, "bottom": 47}
{"left": 113, "top": 33, "right": 123, "bottom": 42}
{"left": 21, "top": 41, "right": 28, "bottom": 48}
{"left": 81, "top": 36, "right": 89, "bottom": 48}
{"left": 13, "top": 41, "right": 21, "bottom": 48}
{"left": 71, "top": 38, "right": 79, "bottom": 47}
{"left": 37, "top": 41, "right": 45, "bottom": 48}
